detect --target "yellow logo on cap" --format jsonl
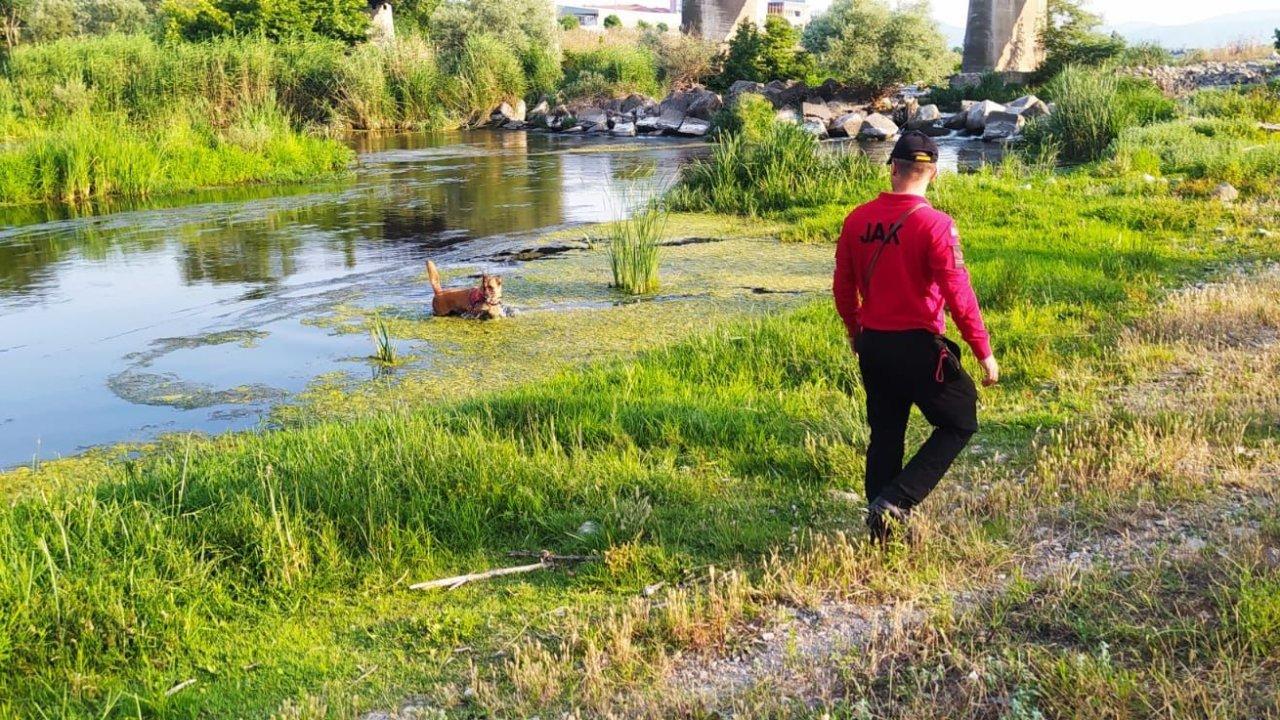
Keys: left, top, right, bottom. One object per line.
{"left": 914, "top": 152, "right": 932, "bottom": 162}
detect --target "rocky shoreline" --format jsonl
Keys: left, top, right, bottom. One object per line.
{"left": 488, "top": 79, "right": 1053, "bottom": 144}
{"left": 1125, "top": 57, "right": 1280, "bottom": 94}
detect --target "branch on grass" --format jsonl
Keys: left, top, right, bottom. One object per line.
{"left": 410, "top": 551, "right": 597, "bottom": 591}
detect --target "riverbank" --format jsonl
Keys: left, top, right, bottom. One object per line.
{"left": 2, "top": 135, "right": 1278, "bottom": 715}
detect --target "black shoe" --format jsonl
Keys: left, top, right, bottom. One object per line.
{"left": 867, "top": 497, "right": 910, "bottom": 546}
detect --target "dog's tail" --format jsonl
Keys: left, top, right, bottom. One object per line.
{"left": 426, "top": 260, "right": 442, "bottom": 293}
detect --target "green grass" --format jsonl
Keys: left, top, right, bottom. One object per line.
{"left": 0, "top": 33, "right": 476, "bottom": 205}
{"left": 2, "top": 143, "right": 1276, "bottom": 715}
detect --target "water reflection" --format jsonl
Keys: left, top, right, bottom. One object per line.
{"left": 0, "top": 130, "right": 705, "bottom": 466}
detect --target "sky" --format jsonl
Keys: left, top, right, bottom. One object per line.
{"left": 807, "top": 0, "right": 1280, "bottom": 27}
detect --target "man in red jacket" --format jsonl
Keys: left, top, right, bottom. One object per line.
{"left": 832, "top": 131, "right": 999, "bottom": 544}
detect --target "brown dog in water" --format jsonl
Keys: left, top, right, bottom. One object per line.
{"left": 426, "top": 260, "right": 504, "bottom": 319}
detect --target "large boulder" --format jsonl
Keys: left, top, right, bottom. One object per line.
{"left": 765, "top": 80, "right": 810, "bottom": 109}
{"left": 685, "top": 90, "right": 724, "bottom": 120}
{"left": 527, "top": 100, "right": 550, "bottom": 125}
{"left": 907, "top": 104, "right": 942, "bottom": 130}
{"left": 775, "top": 107, "right": 801, "bottom": 124}
{"left": 660, "top": 86, "right": 722, "bottom": 120}
{"left": 620, "top": 94, "right": 653, "bottom": 115}
{"left": 965, "top": 100, "right": 1006, "bottom": 133}
{"left": 802, "top": 118, "right": 829, "bottom": 138}
{"left": 917, "top": 123, "right": 952, "bottom": 138}
{"left": 636, "top": 114, "right": 663, "bottom": 133}
{"left": 802, "top": 98, "right": 833, "bottom": 122}
{"left": 610, "top": 120, "right": 637, "bottom": 137}
{"left": 576, "top": 107, "right": 608, "bottom": 127}
{"left": 982, "top": 111, "right": 1025, "bottom": 141}
{"left": 858, "top": 113, "right": 899, "bottom": 140}
{"left": 728, "top": 80, "right": 767, "bottom": 99}
{"left": 491, "top": 100, "right": 526, "bottom": 125}
{"left": 830, "top": 112, "right": 865, "bottom": 137}
{"left": 892, "top": 97, "right": 920, "bottom": 128}
{"left": 676, "top": 117, "right": 711, "bottom": 137}
{"left": 1009, "top": 94, "right": 1051, "bottom": 119}
{"left": 655, "top": 108, "right": 686, "bottom": 132}
{"left": 943, "top": 111, "right": 968, "bottom": 130}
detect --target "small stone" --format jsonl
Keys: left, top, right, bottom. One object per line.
{"left": 1212, "top": 183, "right": 1239, "bottom": 203}
{"left": 577, "top": 521, "right": 600, "bottom": 535}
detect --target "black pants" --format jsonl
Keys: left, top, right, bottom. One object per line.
{"left": 857, "top": 329, "right": 979, "bottom": 510}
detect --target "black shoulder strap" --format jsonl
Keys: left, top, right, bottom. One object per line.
{"left": 861, "top": 203, "right": 929, "bottom": 299}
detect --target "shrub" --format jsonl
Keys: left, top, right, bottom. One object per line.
{"left": 1025, "top": 68, "right": 1172, "bottom": 163}
{"left": 655, "top": 31, "right": 720, "bottom": 88}
{"left": 562, "top": 44, "right": 660, "bottom": 99}
{"left": 450, "top": 32, "right": 527, "bottom": 124}
{"left": 603, "top": 14, "right": 621, "bottom": 29}
{"left": 714, "top": 17, "right": 811, "bottom": 91}
{"left": 161, "top": 0, "right": 370, "bottom": 43}
{"left": 1120, "top": 42, "right": 1172, "bottom": 67}
{"left": 802, "top": 0, "right": 954, "bottom": 98}
{"left": 559, "top": 13, "right": 579, "bottom": 31}
{"left": 668, "top": 110, "right": 880, "bottom": 215}
{"left": 1034, "top": 0, "right": 1125, "bottom": 83}
{"left": 926, "top": 72, "right": 1025, "bottom": 111}
{"left": 710, "top": 92, "right": 775, "bottom": 140}
{"left": 429, "top": 0, "right": 560, "bottom": 73}
{"left": 25, "top": 0, "right": 152, "bottom": 42}
{"left": 1189, "top": 85, "right": 1280, "bottom": 124}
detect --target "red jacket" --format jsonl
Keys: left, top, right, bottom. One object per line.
{"left": 833, "top": 192, "right": 992, "bottom": 360}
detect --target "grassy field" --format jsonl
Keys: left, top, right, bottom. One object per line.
{"left": 2, "top": 81, "right": 1280, "bottom": 716}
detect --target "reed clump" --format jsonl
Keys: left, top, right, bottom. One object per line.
{"left": 607, "top": 207, "right": 665, "bottom": 295}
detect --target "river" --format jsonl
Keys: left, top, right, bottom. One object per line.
{"left": 0, "top": 130, "right": 1001, "bottom": 468}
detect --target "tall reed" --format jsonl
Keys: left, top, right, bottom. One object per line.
{"left": 369, "top": 316, "right": 397, "bottom": 364}
{"left": 607, "top": 207, "right": 666, "bottom": 295}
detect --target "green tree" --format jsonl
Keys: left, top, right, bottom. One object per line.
{"left": 395, "top": 0, "right": 441, "bottom": 32}
{"left": 603, "top": 13, "right": 621, "bottom": 29}
{"left": 759, "top": 15, "right": 810, "bottom": 80}
{"left": 428, "top": 0, "right": 560, "bottom": 100}
{"left": 1274, "top": 28, "right": 1279, "bottom": 51}
{"left": 715, "top": 20, "right": 764, "bottom": 90}
{"left": 162, "top": 0, "right": 368, "bottom": 43}
{"left": 558, "top": 13, "right": 578, "bottom": 30}
{"left": 0, "top": 0, "right": 33, "bottom": 48}
{"left": 1035, "top": 0, "right": 1125, "bottom": 82}
{"left": 802, "top": 0, "right": 953, "bottom": 97}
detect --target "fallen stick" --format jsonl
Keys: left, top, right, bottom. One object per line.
{"left": 411, "top": 552, "right": 596, "bottom": 591}
{"left": 411, "top": 561, "right": 549, "bottom": 591}
{"left": 165, "top": 679, "right": 197, "bottom": 697}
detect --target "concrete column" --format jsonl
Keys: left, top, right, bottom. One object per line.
{"left": 961, "top": 0, "right": 1046, "bottom": 74}
{"left": 682, "top": 0, "right": 767, "bottom": 42}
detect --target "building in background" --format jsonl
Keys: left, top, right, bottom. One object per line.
{"left": 766, "top": 0, "right": 811, "bottom": 27}
{"left": 681, "top": 0, "right": 767, "bottom": 41}
{"left": 557, "top": 1, "right": 681, "bottom": 30}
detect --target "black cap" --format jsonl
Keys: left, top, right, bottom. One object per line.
{"left": 888, "top": 130, "right": 939, "bottom": 165}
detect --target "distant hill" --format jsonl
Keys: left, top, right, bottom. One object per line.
{"left": 1106, "top": 10, "right": 1280, "bottom": 50}
{"left": 939, "top": 21, "right": 966, "bottom": 51}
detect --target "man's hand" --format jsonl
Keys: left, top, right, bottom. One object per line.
{"left": 848, "top": 333, "right": 859, "bottom": 356}
{"left": 980, "top": 355, "right": 1000, "bottom": 387}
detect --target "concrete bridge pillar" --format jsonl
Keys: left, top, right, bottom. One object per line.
{"left": 681, "top": 0, "right": 767, "bottom": 42}
{"left": 961, "top": 0, "right": 1047, "bottom": 74}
